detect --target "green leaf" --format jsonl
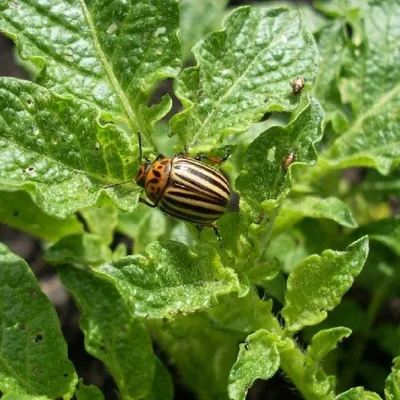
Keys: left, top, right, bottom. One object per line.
{"left": 335, "top": 387, "right": 382, "bottom": 400}
{"left": 257, "top": 1, "right": 327, "bottom": 33}
{"left": 319, "top": 0, "right": 400, "bottom": 175}
{"left": 0, "top": 243, "right": 77, "bottom": 398}
{"left": 0, "top": 190, "right": 83, "bottom": 241}
{"left": 46, "top": 233, "right": 112, "bottom": 266}
{"left": 170, "top": 6, "right": 318, "bottom": 150}
{"left": 282, "top": 236, "right": 369, "bottom": 332}
{"left": 303, "top": 327, "right": 351, "bottom": 396}
{"left": 0, "top": 78, "right": 141, "bottom": 218}
{"left": 149, "top": 312, "right": 244, "bottom": 400}
{"left": 208, "top": 290, "right": 281, "bottom": 334}
{"left": 312, "top": 21, "right": 348, "bottom": 115}
{"left": 228, "top": 330, "right": 280, "bottom": 400}
{"left": 94, "top": 241, "right": 240, "bottom": 318}
{"left": 180, "top": 0, "right": 228, "bottom": 58}
{"left": 266, "top": 229, "right": 309, "bottom": 274}
{"left": 274, "top": 196, "right": 358, "bottom": 234}
{"left": 118, "top": 206, "right": 167, "bottom": 254}
{"left": 385, "top": 357, "right": 400, "bottom": 400}
{"left": 58, "top": 265, "right": 154, "bottom": 400}
{"left": 2, "top": 394, "right": 51, "bottom": 400}
{"left": 363, "top": 218, "right": 400, "bottom": 257}
{"left": 144, "top": 357, "right": 174, "bottom": 400}
{"left": 0, "top": 0, "right": 180, "bottom": 138}
{"left": 74, "top": 380, "right": 104, "bottom": 400}
{"left": 236, "top": 98, "right": 324, "bottom": 213}
{"left": 305, "top": 327, "right": 352, "bottom": 366}
{"left": 81, "top": 203, "right": 118, "bottom": 245}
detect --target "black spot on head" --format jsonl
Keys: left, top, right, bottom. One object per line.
{"left": 151, "top": 185, "right": 156, "bottom": 191}
{"left": 153, "top": 170, "right": 161, "bottom": 178}
{"left": 148, "top": 178, "right": 159, "bottom": 184}
{"left": 157, "top": 165, "right": 162, "bottom": 169}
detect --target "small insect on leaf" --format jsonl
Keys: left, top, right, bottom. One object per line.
{"left": 291, "top": 76, "right": 305, "bottom": 95}
{"left": 282, "top": 151, "right": 296, "bottom": 170}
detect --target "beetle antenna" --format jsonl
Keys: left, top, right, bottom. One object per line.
{"left": 138, "top": 131, "right": 143, "bottom": 163}
{"left": 104, "top": 179, "right": 132, "bottom": 189}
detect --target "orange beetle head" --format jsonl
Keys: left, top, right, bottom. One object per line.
{"left": 135, "top": 162, "right": 151, "bottom": 188}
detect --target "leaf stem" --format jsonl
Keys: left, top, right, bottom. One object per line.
{"left": 78, "top": 0, "right": 156, "bottom": 150}
{"left": 338, "top": 274, "right": 392, "bottom": 391}
{"left": 278, "top": 338, "right": 335, "bottom": 400}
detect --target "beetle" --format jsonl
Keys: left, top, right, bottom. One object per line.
{"left": 291, "top": 76, "right": 305, "bottom": 95}
{"left": 107, "top": 139, "right": 231, "bottom": 238}
{"left": 282, "top": 151, "right": 296, "bottom": 170}
{"left": 135, "top": 152, "right": 230, "bottom": 238}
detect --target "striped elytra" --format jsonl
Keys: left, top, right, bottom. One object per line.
{"left": 135, "top": 155, "right": 230, "bottom": 226}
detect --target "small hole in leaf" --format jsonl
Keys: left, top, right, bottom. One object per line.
{"left": 24, "top": 166, "right": 35, "bottom": 173}
{"left": 244, "top": 342, "right": 249, "bottom": 350}
{"left": 26, "top": 98, "right": 33, "bottom": 106}
{"left": 99, "top": 344, "right": 106, "bottom": 352}
{"left": 19, "top": 323, "right": 27, "bottom": 330}
{"left": 13, "top": 211, "right": 19, "bottom": 217}
{"left": 34, "top": 334, "right": 43, "bottom": 343}
{"left": 29, "top": 289, "right": 38, "bottom": 297}
{"left": 63, "top": 373, "right": 69, "bottom": 377}
{"left": 260, "top": 112, "right": 271, "bottom": 122}
{"left": 95, "top": 141, "right": 100, "bottom": 150}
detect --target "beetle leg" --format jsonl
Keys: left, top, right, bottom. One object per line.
{"left": 139, "top": 198, "right": 157, "bottom": 208}
{"left": 195, "top": 148, "right": 231, "bottom": 165}
{"left": 205, "top": 222, "right": 222, "bottom": 241}
{"left": 104, "top": 179, "right": 133, "bottom": 188}
{"left": 212, "top": 225, "right": 222, "bottom": 241}
{"left": 195, "top": 224, "right": 204, "bottom": 239}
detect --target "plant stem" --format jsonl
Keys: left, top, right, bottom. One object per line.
{"left": 338, "top": 275, "right": 392, "bottom": 391}
{"left": 279, "top": 338, "right": 335, "bottom": 400}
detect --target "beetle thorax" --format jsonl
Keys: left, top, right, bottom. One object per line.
{"left": 143, "top": 158, "right": 172, "bottom": 203}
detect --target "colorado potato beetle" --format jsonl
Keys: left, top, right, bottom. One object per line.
{"left": 135, "top": 153, "right": 230, "bottom": 237}
{"left": 107, "top": 139, "right": 231, "bottom": 238}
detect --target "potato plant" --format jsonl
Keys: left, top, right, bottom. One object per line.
{"left": 0, "top": 0, "right": 399, "bottom": 399}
